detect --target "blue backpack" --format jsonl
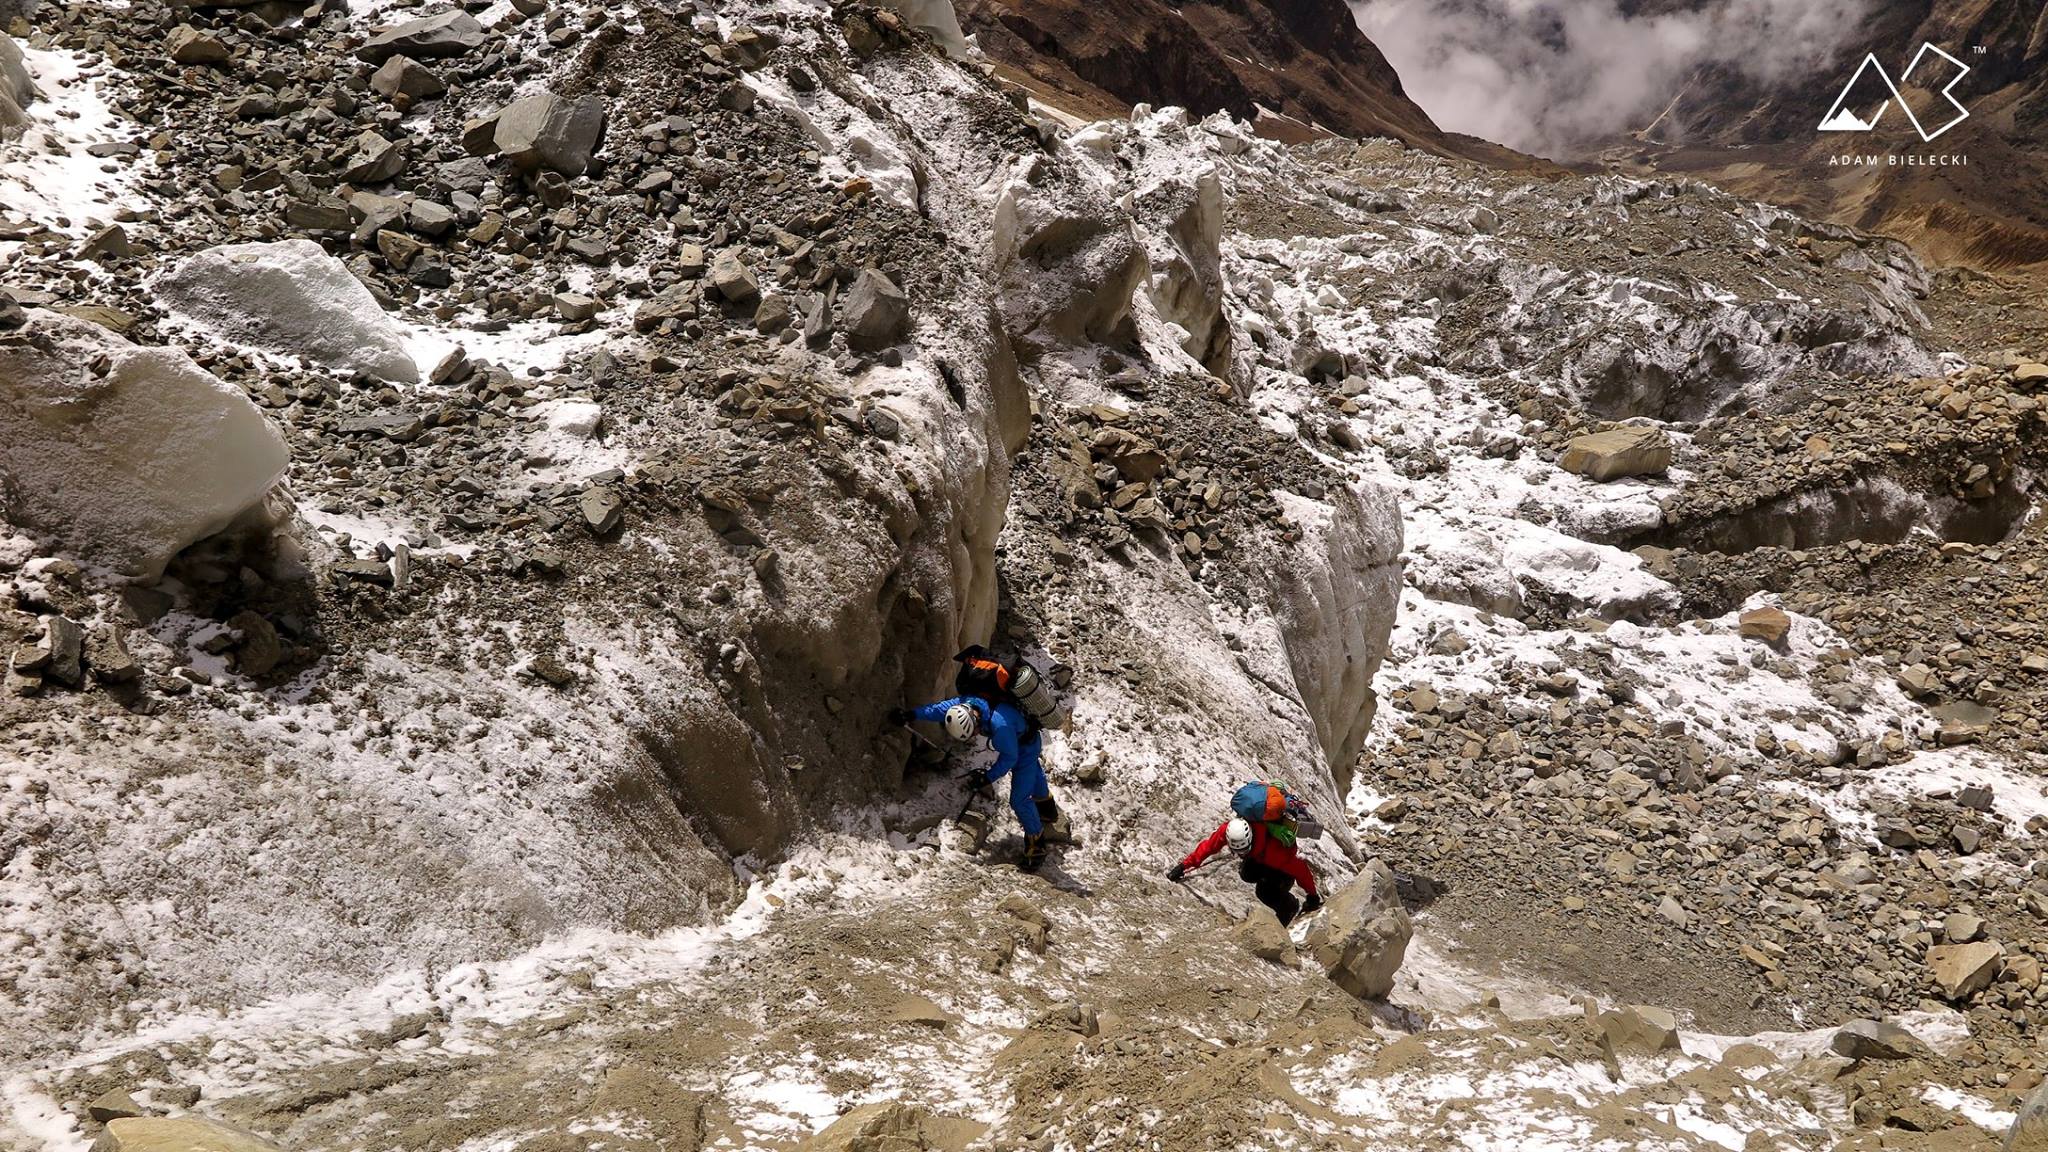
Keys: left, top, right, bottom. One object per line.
{"left": 1230, "top": 780, "right": 1318, "bottom": 846}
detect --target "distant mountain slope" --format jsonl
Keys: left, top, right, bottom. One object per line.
{"left": 1597, "top": 0, "right": 2048, "bottom": 270}
{"left": 954, "top": 0, "right": 1534, "bottom": 165}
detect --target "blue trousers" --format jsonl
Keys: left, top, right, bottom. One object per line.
{"left": 1004, "top": 740, "right": 1050, "bottom": 835}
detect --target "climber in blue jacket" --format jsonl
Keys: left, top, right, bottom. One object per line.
{"left": 889, "top": 695, "right": 1065, "bottom": 871}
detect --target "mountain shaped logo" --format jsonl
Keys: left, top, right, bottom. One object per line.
{"left": 1817, "top": 43, "right": 1972, "bottom": 142}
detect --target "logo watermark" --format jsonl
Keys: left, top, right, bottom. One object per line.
{"left": 1817, "top": 42, "right": 1977, "bottom": 167}
{"left": 1818, "top": 42, "right": 1972, "bottom": 141}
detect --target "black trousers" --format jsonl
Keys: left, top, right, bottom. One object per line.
{"left": 1240, "top": 859, "right": 1300, "bottom": 926}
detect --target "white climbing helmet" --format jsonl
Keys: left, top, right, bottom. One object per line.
{"left": 1226, "top": 818, "right": 1254, "bottom": 855}
{"left": 943, "top": 702, "right": 979, "bottom": 743}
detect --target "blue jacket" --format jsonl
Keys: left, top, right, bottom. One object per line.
{"left": 915, "top": 695, "right": 1050, "bottom": 836}
{"left": 913, "top": 695, "right": 1039, "bottom": 781}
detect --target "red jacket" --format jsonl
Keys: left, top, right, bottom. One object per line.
{"left": 1181, "top": 821, "right": 1317, "bottom": 895}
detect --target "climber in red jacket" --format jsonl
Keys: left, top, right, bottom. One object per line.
{"left": 1166, "top": 817, "right": 1323, "bottom": 926}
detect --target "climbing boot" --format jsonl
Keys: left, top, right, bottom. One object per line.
{"left": 1019, "top": 833, "right": 1047, "bottom": 873}
{"left": 1035, "top": 797, "right": 1073, "bottom": 844}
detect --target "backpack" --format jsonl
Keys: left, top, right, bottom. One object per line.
{"left": 953, "top": 645, "right": 1062, "bottom": 736}
{"left": 1230, "top": 780, "right": 1321, "bottom": 846}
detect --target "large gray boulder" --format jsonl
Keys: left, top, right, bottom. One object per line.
{"left": 2011, "top": 1077, "right": 2048, "bottom": 1151}
{"left": 0, "top": 85, "right": 24, "bottom": 140}
{"left": 1304, "top": 859, "right": 1411, "bottom": 1000}
{"left": 355, "top": 11, "right": 487, "bottom": 64}
{"left": 0, "top": 310, "right": 289, "bottom": 580}
{"left": 493, "top": 89, "right": 606, "bottom": 177}
{"left": 157, "top": 239, "right": 420, "bottom": 383}
{"left": 0, "top": 32, "right": 35, "bottom": 140}
{"left": 0, "top": 33, "right": 34, "bottom": 109}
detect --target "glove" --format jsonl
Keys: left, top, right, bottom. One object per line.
{"left": 1165, "top": 863, "right": 1186, "bottom": 883}
{"left": 1302, "top": 892, "right": 1324, "bottom": 915}
{"left": 885, "top": 707, "right": 913, "bottom": 727}
{"left": 964, "top": 767, "right": 990, "bottom": 790}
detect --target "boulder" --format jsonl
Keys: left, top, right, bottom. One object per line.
{"left": 842, "top": 268, "right": 910, "bottom": 352}
{"left": 166, "top": 26, "right": 230, "bottom": 65}
{"left": 492, "top": 89, "right": 606, "bottom": 177}
{"left": 2010, "top": 1077, "right": 2048, "bottom": 1151}
{"left": 798, "top": 1101, "right": 937, "bottom": 1152}
{"left": 157, "top": 239, "right": 420, "bottom": 383}
{"left": 342, "top": 130, "right": 406, "bottom": 184}
{"left": 1558, "top": 426, "right": 1672, "bottom": 482}
{"left": 91, "top": 1116, "right": 283, "bottom": 1152}
{"left": 369, "top": 55, "right": 445, "bottom": 101}
{"left": 86, "top": 625, "right": 141, "bottom": 684}
{"left": 884, "top": 995, "right": 954, "bottom": 1028}
{"left": 355, "top": 11, "right": 488, "bottom": 64}
{"left": 1926, "top": 940, "right": 2003, "bottom": 1000}
{"left": 1738, "top": 606, "right": 1791, "bottom": 648}
{"left": 1234, "top": 913, "right": 1294, "bottom": 964}
{"left": 1028, "top": 1001, "right": 1099, "bottom": 1036}
{"left": 873, "top": 0, "right": 968, "bottom": 57}
{"left": 1599, "top": 1004, "right": 1682, "bottom": 1054}
{"left": 227, "top": 610, "right": 281, "bottom": 677}
{"left": 40, "top": 614, "right": 81, "bottom": 687}
{"left": 708, "top": 250, "right": 760, "bottom": 306}
{"left": 85, "top": 1090, "right": 145, "bottom": 1123}
{"left": 1829, "top": 1018, "right": 1928, "bottom": 1061}
{"left": 0, "top": 32, "right": 34, "bottom": 111}
{"left": 0, "top": 90, "right": 26, "bottom": 141}
{"left": 0, "top": 310, "right": 289, "bottom": 580}
{"left": 1943, "top": 912, "right": 1986, "bottom": 944}
{"left": 1304, "top": 859, "right": 1411, "bottom": 1000}
{"left": 579, "top": 487, "right": 622, "bottom": 535}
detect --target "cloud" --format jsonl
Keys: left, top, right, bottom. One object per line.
{"left": 1351, "top": 0, "right": 1870, "bottom": 158}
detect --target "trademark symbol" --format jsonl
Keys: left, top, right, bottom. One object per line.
{"left": 1973, "top": 45, "right": 1987, "bottom": 54}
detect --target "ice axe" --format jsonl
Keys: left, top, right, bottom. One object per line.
{"left": 951, "top": 770, "right": 992, "bottom": 851}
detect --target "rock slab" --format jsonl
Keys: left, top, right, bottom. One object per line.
{"left": 91, "top": 1116, "right": 284, "bottom": 1152}
{"left": 1926, "top": 940, "right": 2003, "bottom": 1000}
{"left": 1738, "top": 606, "right": 1792, "bottom": 647}
{"left": 798, "top": 1101, "right": 934, "bottom": 1151}
{"left": 1559, "top": 426, "right": 1673, "bottom": 482}
{"left": 355, "top": 11, "right": 487, "bottom": 64}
